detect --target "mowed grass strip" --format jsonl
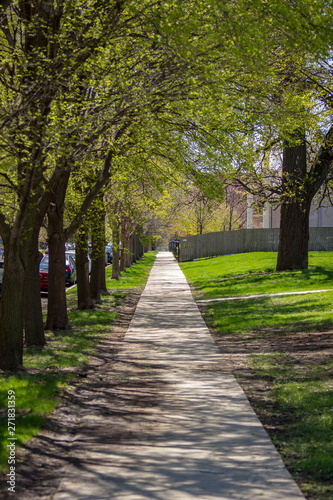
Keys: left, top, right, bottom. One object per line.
{"left": 0, "top": 251, "right": 157, "bottom": 473}
{"left": 250, "top": 353, "right": 333, "bottom": 499}
{"left": 203, "top": 292, "right": 333, "bottom": 335}
{"left": 180, "top": 251, "right": 333, "bottom": 499}
{"left": 180, "top": 251, "right": 333, "bottom": 300}
{"left": 105, "top": 251, "right": 157, "bottom": 290}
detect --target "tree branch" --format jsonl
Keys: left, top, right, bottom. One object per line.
{"left": 64, "top": 149, "right": 114, "bottom": 240}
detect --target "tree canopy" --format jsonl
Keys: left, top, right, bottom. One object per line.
{"left": 1, "top": 0, "right": 333, "bottom": 369}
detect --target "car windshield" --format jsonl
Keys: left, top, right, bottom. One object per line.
{"left": 40, "top": 254, "right": 74, "bottom": 270}
{"left": 39, "top": 255, "right": 49, "bottom": 271}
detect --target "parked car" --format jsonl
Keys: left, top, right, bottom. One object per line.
{"left": 105, "top": 245, "right": 113, "bottom": 264}
{"left": 65, "top": 253, "right": 76, "bottom": 285}
{"left": 39, "top": 255, "right": 49, "bottom": 291}
{"left": 39, "top": 253, "right": 77, "bottom": 291}
{"left": 65, "top": 250, "right": 91, "bottom": 275}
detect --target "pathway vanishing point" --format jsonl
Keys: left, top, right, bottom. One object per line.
{"left": 54, "top": 252, "right": 305, "bottom": 500}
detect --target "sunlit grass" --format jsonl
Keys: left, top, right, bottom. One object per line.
{"left": 182, "top": 251, "right": 333, "bottom": 336}
{"left": 202, "top": 291, "right": 333, "bottom": 335}
{"left": 250, "top": 354, "right": 333, "bottom": 494}
{"left": 0, "top": 374, "right": 69, "bottom": 470}
{"left": 180, "top": 251, "right": 333, "bottom": 300}
{"left": 105, "top": 251, "right": 157, "bottom": 290}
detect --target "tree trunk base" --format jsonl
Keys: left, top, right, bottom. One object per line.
{"left": 276, "top": 201, "right": 310, "bottom": 271}
{"left": 44, "top": 321, "right": 71, "bottom": 332}
{"left": 78, "top": 298, "right": 95, "bottom": 310}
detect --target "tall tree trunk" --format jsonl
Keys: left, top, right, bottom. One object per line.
{"left": 45, "top": 203, "right": 69, "bottom": 330}
{"left": 0, "top": 166, "right": 64, "bottom": 367}
{"left": 276, "top": 200, "right": 311, "bottom": 270}
{"left": 24, "top": 227, "right": 45, "bottom": 346}
{"left": 45, "top": 170, "right": 71, "bottom": 330}
{"left": 228, "top": 206, "right": 234, "bottom": 231}
{"left": 90, "top": 195, "right": 106, "bottom": 301}
{"left": 120, "top": 245, "right": 126, "bottom": 272}
{"left": 120, "top": 216, "right": 127, "bottom": 272}
{"left": 111, "top": 221, "right": 120, "bottom": 280}
{"left": 132, "top": 233, "right": 137, "bottom": 264}
{"left": 23, "top": 164, "right": 72, "bottom": 343}
{"left": 0, "top": 188, "right": 42, "bottom": 369}
{"left": 126, "top": 234, "right": 133, "bottom": 268}
{"left": 0, "top": 241, "right": 25, "bottom": 370}
{"left": 276, "top": 132, "right": 311, "bottom": 271}
{"left": 76, "top": 225, "right": 94, "bottom": 309}
{"left": 138, "top": 238, "right": 144, "bottom": 259}
{"left": 134, "top": 233, "right": 141, "bottom": 262}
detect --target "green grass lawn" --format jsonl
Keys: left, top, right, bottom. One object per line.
{"left": 250, "top": 353, "right": 333, "bottom": 498}
{"left": 180, "top": 251, "right": 333, "bottom": 499}
{"left": 0, "top": 251, "right": 157, "bottom": 473}
{"left": 203, "top": 291, "right": 333, "bottom": 335}
{"left": 105, "top": 251, "right": 157, "bottom": 290}
{"left": 181, "top": 251, "right": 333, "bottom": 335}
{"left": 180, "top": 251, "right": 333, "bottom": 300}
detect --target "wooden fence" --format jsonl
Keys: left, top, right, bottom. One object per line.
{"left": 178, "top": 227, "right": 333, "bottom": 262}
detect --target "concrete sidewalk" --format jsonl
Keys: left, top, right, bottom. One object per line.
{"left": 54, "top": 252, "right": 305, "bottom": 500}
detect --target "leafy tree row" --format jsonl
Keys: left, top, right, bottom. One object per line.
{"left": 1, "top": 0, "right": 333, "bottom": 370}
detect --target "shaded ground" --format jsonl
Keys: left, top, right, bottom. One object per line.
{"left": 1, "top": 292, "right": 332, "bottom": 499}
{"left": 0, "top": 289, "right": 159, "bottom": 500}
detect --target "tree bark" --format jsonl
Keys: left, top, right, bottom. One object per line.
{"left": 0, "top": 240, "right": 25, "bottom": 370}
{"left": 134, "top": 233, "right": 141, "bottom": 262}
{"left": 120, "top": 223, "right": 126, "bottom": 272}
{"left": 120, "top": 215, "right": 129, "bottom": 272}
{"left": 24, "top": 227, "right": 45, "bottom": 346}
{"left": 132, "top": 234, "right": 137, "bottom": 264}
{"left": 90, "top": 195, "right": 107, "bottom": 301}
{"left": 0, "top": 173, "right": 44, "bottom": 368}
{"left": 126, "top": 235, "right": 132, "bottom": 268}
{"left": 45, "top": 206, "right": 69, "bottom": 330}
{"left": 0, "top": 162, "right": 65, "bottom": 367}
{"left": 276, "top": 132, "right": 310, "bottom": 270}
{"left": 76, "top": 225, "right": 94, "bottom": 309}
{"left": 111, "top": 221, "right": 120, "bottom": 280}
{"left": 276, "top": 200, "right": 311, "bottom": 270}
{"left": 138, "top": 239, "right": 144, "bottom": 259}
{"left": 45, "top": 169, "right": 71, "bottom": 330}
